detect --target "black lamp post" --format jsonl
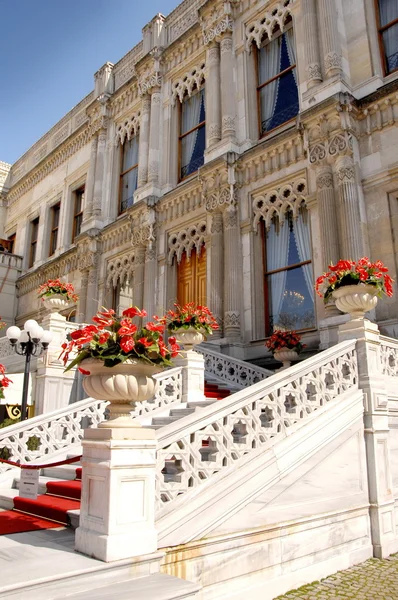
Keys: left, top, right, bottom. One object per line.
{"left": 6, "top": 320, "right": 53, "bottom": 421}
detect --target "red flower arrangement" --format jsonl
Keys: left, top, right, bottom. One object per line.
{"left": 38, "top": 279, "right": 79, "bottom": 303}
{"left": 163, "top": 302, "right": 219, "bottom": 336}
{"left": 0, "top": 364, "right": 13, "bottom": 400}
{"left": 60, "top": 307, "right": 180, "bottom": 373}
{"left": 265, "top": 330, "right": 305, "bottom": 354}
{"left": 315, "top": 257, "right": 394, "bottom": 303}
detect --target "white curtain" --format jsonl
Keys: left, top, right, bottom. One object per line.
{"left": 181, "top": 89, "right": 203, "bottom": 169}
{"left": 121, "top": 136, "right": 139, "bottom": 206}
{"left": 267, "top": 219, "right": 290, "bottom": 326}
{"left": 379, "top": 0, "right": 398, "bottom": 71}
{"left": 285, "top": 28, "right": 297, "bottom": 83}
{"left": 293, "top": 209, "right": 314, "bottom": 297}
{"left": 259, "top": 37, "right": 281, "bottom": 130}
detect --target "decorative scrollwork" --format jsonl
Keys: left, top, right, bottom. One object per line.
{"left": 116, "top": 113, "right": 140, "bottom": 145}
{"left": 171, "top": 63, "right": 206, "bottom": 105}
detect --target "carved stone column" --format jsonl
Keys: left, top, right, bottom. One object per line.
{"left": 220, "top": 33, "right": 236, "bottom": 141}
{"left": 93, "top": 129, "right": 107, "bottom": 217}
{"left": 148, "top": 88, "right": 161, "bottom": 185}
{"left": 319, "top": 0, "right": 342, "bottom": 77}
{"left": 209, "top": 212, "right": 224, "bottom": 338}
{"left": 143, "top": 246, "right": 157, "bottom": 323}
{"left": 133, "top": 246, "right": 145, "bottom": 310}
{"left": 302, "top": 0, "right": 322, "bottom": 87}
{"left": 83, "top": 136, "right": 98, "bottom": 221}
{"left": 86, "top": 264, "right": 99, "bottom": 322}
{"left": 138, "top": 94, "right": 151, "bottom": 187}
{"left": 206, "top": 42, "right": 221, "bottom": 147}
{"left": 316, "top": 165, "right": 340, "bottom": 269}
{"left": 78, "top": 270, "right": 89, "bottom": 322}
{"left": 223, "top": 205, "right": 241, "bottom": 339}
{"left": 335, "top": 155, "right": 364, "bottom": 261}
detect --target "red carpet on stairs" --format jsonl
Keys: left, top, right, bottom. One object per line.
{"left": 204, "top": 382, "right": 231, "bottom": 400}
{"left": 0, "top": 466, "right": 82, "bottom": 535}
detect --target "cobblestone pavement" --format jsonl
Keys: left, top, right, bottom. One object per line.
{"left": 274, "top": 555, "right": 398, "bottom": 599}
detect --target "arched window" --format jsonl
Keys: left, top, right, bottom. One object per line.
{"left": 179, "top": 87, "right": 206, "bottom": 181}
{"left": 263, "top": 207, "right": 315, "bottom": 334}
{"left": 119, "top": 135, "right": 139, "bottom": 214}
{"left": 376, "top": 0, "right": 398, "bottom": 75}
{"left": 256, "top": 22, "right": 298, "bottom": 136}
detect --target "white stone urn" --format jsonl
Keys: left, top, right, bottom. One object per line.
{"left": 42, "top": 294, "right": 71, "bottom": 312}
{"left": 173, "top": 327, "right": 205, "bottom": 351}
{"left": 80, "top": 358, "right": 163, "bottom": 428}
{"left": 332, "top": 284, "right": 378, "bottom": 320}
{"left": 273, "top": 349, "right": 299, "bottom": 369}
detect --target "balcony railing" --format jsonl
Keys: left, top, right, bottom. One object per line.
{"left": 0, "top": 252, "right": 23, "bottom": 270}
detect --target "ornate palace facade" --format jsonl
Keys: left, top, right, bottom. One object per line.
{"left": 1, "top": 0, "right": 398, "bottom": 361}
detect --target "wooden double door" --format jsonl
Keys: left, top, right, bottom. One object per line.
{"left": 177, "top": 247, "right": 207, "bottom": 306}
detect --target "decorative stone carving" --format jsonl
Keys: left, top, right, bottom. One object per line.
{"left": 114, "top": 61, "right": 137, "bottom": 90}
{"left": 201, "top": 5, "right": 234, "bottom": 46}
{"left": 308, "top": 131, "right": 354, "bottom": 165}
{"left": 316, "top": 170, "right": 333, "bottom": 190}
{"left": 168, "top": 222, "right": 207, "bottom": 264}
{"left": 106, "top": 251, "right": 135, "bottom": 287}
{"left": 171, "top": 63, "right": 206, "bottom": 105}
{"left": 115, "top": 112, "right": 141, "bottom": 145}
{"left": 245, "top": 1, "right": 293, "bottom": 50}
{"left": 130, "top": 208, "right": 157, "bottom": 249}
{"left": 253, "top": 178, "right": 307, "bottom": 230}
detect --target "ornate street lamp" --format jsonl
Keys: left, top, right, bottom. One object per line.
{"left": 6, "top": 320, "right": 53, "bottom": 421}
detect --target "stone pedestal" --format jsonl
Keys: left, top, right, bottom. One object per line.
{"left": 35, "top": 311, "right": 77, "bottom": 414}
{"left": 318, "top": 312, "right": 349, "bottom": 350}
{"left": 75, "top": 427, "right": 158, "bottom": 562}
{"left": 174, "top": 350, "right": 206, "bottom": 405}
{"left": 338, "top": 319, "right": 397, "bottom": 558}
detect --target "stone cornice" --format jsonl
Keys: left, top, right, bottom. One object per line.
{"left": 7, "top": 126, "right": 91, "bottom": 204}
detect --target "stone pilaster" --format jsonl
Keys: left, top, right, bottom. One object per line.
{"left": 86, "top": 264, "right": 99, "bottom": 321}
{"left": 83, "top": 136, "right": 98, "bottom": 221}
{"left": 220, "top": 33, "right": 236, "bottom": 141}
{"left": 339, "top": 319, "right": 397, "bottom": 558}
{"left": 302, "top": 0, "right": 323, "bottom": 87}
{"left": 223, "top": 205, "right": 241, "bottom": 339}
{"left": 148, "top": 89, "right": 161, "bottom": 185}
{"left": 209, "top": 212, "right": 224, "bottom": 338}
{"left": 335, "top": 155, "right": 364, "bottom": 260}
{"left": 206, "top": 43, "right": 222, "bottom": 147}
{"left": 319, "top": 0, "right": 342, "bottom": 77}
{"left": 143, "top": 246, "right": 157, "bottom": 323}
{"left": 133, "top": 246, "right": 146, "bottom": 310}
{"left": 78, "top": 270, "right": 89, "bottom": 322}
{"left": 316, "top": 165, "right": 340, "bottom": 269}
{"left": 93, "top": 129, "right": 107, "bottom": 217}
{"left": 138, "top": 94, "right": 151, "bottom": 187}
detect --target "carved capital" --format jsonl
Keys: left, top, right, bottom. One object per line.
{"left": 202, "top": 15, "right": 234, "bottom": 45}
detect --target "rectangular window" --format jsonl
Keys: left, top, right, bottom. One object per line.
{"left": 49, "top": 202, "right": 60, "bottom": 257}
{"left": 29, "top": 217, "right": 39, "bottom": 268}
{"left": 263, "top": 208, "right": 315, "bottom": 335}
{"left": 179, "top": 88, "right": 206, "bottom": 181}
{"left": 72, "top": 186, "right": 84, "bottom": 242}
{"left": 377, "top": 0, "right": 398, "bottom": 75}
{"left": 119, "top": 136, "right": 139, "bottom": 214}
{"left": 257, "top": 27, "right": 299, "bottom": 136}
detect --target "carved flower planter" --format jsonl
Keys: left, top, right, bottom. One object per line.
{"left": 42, "top": 294, "right": 71, "bottom": 312}
{"left": 81, "top": 358, "right": 162, "bottom": 428}
{"left": 273, "top": 349, "right": 299, "bottom": 369}
{"left": 174, "top": 327, "right": 205, "bottom": 350}
{"left": 332, "top": 284, "right": 378, "bottom": 320}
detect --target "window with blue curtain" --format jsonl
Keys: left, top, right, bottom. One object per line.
{"left": 264, "top": 208, "right": 315, "bottom": 334}
{"left": 179, "top": 87, "right": 206, "bottom": 180}
{"left": 257, "top": 26, "right": 299, "bottom": 136}
{"left": 119, "top": 135, "right": 139, "bottom": 214}
{"left": 377, "top": 0, "right": 398, "bottom": 74}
